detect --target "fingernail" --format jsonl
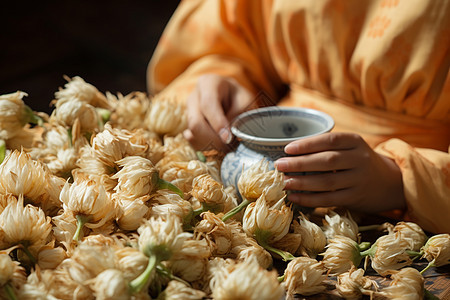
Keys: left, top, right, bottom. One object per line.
{"left": 219, "top": 127, "right": 232, "bottom": 144}
{"left": 284, "top": 143, "right": 295, "bottom": 153}
{"left": 275, "top": 160, "right": 288, "bottom": 171}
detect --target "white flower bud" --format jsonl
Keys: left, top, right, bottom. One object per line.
{"left": 421, "top": 233, "right": 450, "bottom": 267}
{"left": 321, "top": 235, "right": 362, "bottom": 275}
{"left": 284, "top": 257, "right": 327, "bottom": 296}
{"left": 0, "top": 91, "right": 28, "bottom": 140}
{"left": 145, "top": 96, "right": 187, "bottom": 136}
{"left": 379, "top": 268, "right": 424, "bottom": 300}
{"left": 322, "top": 210, "right": 359, "bottom": 242}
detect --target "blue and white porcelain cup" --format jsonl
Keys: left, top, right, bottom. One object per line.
{"left": 220, "top": 106, "right": 334, "bottom": 196}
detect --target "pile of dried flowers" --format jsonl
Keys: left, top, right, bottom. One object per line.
{"left": 0, "top": 76, "right": 448, "bottom": 300}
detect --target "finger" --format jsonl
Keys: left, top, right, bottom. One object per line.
{"left": 197, "top": 76, "right": 231, "bottom": 135}
{"left": 275, "top": 149, "right": 359, "bottom": 173}
{"left": 284, "top": 132, "right": 365, "bottom": 155}
{"left": 185, "top": 89, "right": 227, "bottom": 151}
{"left": 284, "top": 169, "right": 356, "bottom": 192}
{"left": 287, "top": 188, "right": 359, "bottom": 208}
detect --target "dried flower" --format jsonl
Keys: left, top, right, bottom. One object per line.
{"left": 60, "top": 177, "right": 116, "bottom": 240}
{"left": 145, "top": 96, "right": 187, "bottom": 136}
{"left": 211, "top": 256, "right": 284, "bottom": 300}
{"left": 243, "top": 193, "right": 292, "bottom": 243}
{"left": 236, "top": 245, "right": 273, "bottom": 270}
{"left": 238, "top": 159, "right": 285, "bottom": 203}
{"left": 368, "top": 233, "right": 413, "bottom": 276}
{"left": 91, "top": 124, "right": 147, "bottom": 168}
{"left": 112, "top": 156, "right": 159, "bottom": 200}
{"left": 336, "top": 267, "right": 378, "bottom": 299}
{"left": 0, "top": 91, "right": 30, "bottom": 140}
{"left": 191, "top": 174, "right": 226, "bottom": 207}
{"left": 393, "top": 222, "right": 427, "bottom": 252}
{"left": 115, "top": 247, "right": 150, "bottom": 281}
{"left": 138, "top": 216, "right": 192, "bottom": 258}
{"left": 160, "top": 160, "right": 219, "bottom": 193}
{"left": 158, "top": 280, "right": 206, "bottom": 300}
{"left": 378, "top": 268, "right": 424, "bottom": 300}
{"left": 421, "top": 233, "right": 450, "bottom": 267}
{"left": 283, "top": 257, "right": 327, "bottom": 297}
{"left": 294, "top": 215, "right": 327, "bottom": 258}
{"left": 0, "top": 150, "right": 49, "bottom": 204}
{"left": 321, "top": 235, "right": 362, "bottom": 275}
{"left": 0, "top": 253, "right": 16, "bottom": 286}
{"left": 54, "top": 76, "right": 109, "bottom": 109}
{"left": 322, "top": 210, "right": 360, "bottom": 242}
{"left": 0, "top": 195, "right": 52, "bottom": 261}
{"left": 50, "top": 98, "right": 99, "bottom": 132}
{"left": 90, "top": 269, "right": 129, "bottom": 300}
{"left": 194, "top": 212, "right": 232, "bottom": 255}
{"left": 169, "top": 239, "right": 211, "bottom": 282}
{"left": 108, "top": 91, "right": 150, "bottom": 131}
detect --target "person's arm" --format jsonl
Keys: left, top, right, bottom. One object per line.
{"left": 147, "top": 0, "right": 284, "bottom": 150}
{"left": 375, "top": 139, "right": 450, "bottom": 234}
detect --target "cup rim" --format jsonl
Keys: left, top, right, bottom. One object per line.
{"left": 230, "top": 106, "right": 334, "bottom": 146}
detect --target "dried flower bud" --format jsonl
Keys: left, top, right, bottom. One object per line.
{"left": 60, "top": 177, "right": 116, "bottom": 228}
{"left": 0, "top": 150, "right": 48, "bottom": 204}
{"left": 379, "top": 268, "right": 424, "bottom": 300}
{"left": 336, "top": 267, "right": 378, "bottom": 299}
{"left": 236, "top": 245, "right": 273, "bottom": 270}
{"left": 137, "top": 216, "right": 192, "bottom": 260}
{"left": 115, "top": 247, "right": 149, "bottom": 281}
{"left": 145, "top": 96, "right": 187, "bottom": 136}
{"left": 393, "top": 222, "right": 427, "bottom": 252}
{"left": 0, "top": 91, "right": 29, "bottom": 140}
{"left": 90, "top": 269, "right": 129, "bottom": 300}
{"left": 108, "top": 91, "right": 150, "bottom": 131}
{"left": 91, "top": 124, "right": 147, "bottom": 168}
{"left": 294, "top": 215, "right": 327, "bottom": 258}
{"left": 421, "top": 234, "right": 450, "bottom": 267}
{"left": 194, "top": 212, "right": 232, "bottom": 255}
{"left": 211, "top": 256, "right": 284, "bottom": 300}
{"left": 370, "top": 233, "right": 413, "bottom": 276}
{"left": 51, "top": 99, "right": 99, "bottom": 132}
{"left": 169, "top": 239, "right": 211, "bottom": 282}
{"left": 321, "top": 235, "right": 362, "bottom": 275}
{"left": 159, "top": 280, "right": 206, "bottom": 300}
{"left": 243, "top": 193, "right": 293, "bottom": 243}
{"left": 0, "top": 195, "right": 52, "bottom": 255}
{"left": 322, "top": 210, "right": 359, "bottom": 242}
{"left": 191, "top": 174, "right": 226, "bottom": 206}
{"left": 112, "top": 156, "right": 159, "bottom": 200}
{"left": 0, "top": 253, "right": 16, "bottom": 286}
{"left": 238, "top": 159, "right": 285, "bottom": 203}
{"left": 54, "top": 76, "right": 109, "bottom": 108}
{"left": 284, "top": 257, "right": 327, "bottom": 297}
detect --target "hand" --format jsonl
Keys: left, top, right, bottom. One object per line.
{"left": 274, "top": 132, "right": 406, "bottom": 213}
{"left": 183, "top": 74, "right": 254, "bottom": 151}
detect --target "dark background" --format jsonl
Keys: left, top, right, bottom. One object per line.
{"left": 0, "top": 1, "right": 180, "bottom": 114}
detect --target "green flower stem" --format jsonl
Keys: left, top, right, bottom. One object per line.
{"left": 277, "top": 274, "right": 285, "bottom": 283}
{"left": 360, "top": 243, "right": 377, "bottom": 258}
{"left": 156, "top": 264, "right": 191, "bottom": 287}
{"left": 157, "top": 178, "right": 184, "bottom": 198}
{"left": 96, "top": 108, "right": 111, "bottom": 125}
{"left": 73, "top": 214, "right": 91, "bottom": 241}
{"left": 261, "top": 241, "right": 296, "bottom": 262}
{"left": 196, "top": 151, "right": 206, "bottom": 162}
{"left": 221, "top": 198, "right": 251, "bottom": 222}
{"left": 25, "top": 105, "right": 44, "bottom": 126}
{"left": 358, "top": 242, "right": 371, "bottom": 252}
{"left": 67, "top": 129, "right": 73, "bottom": 148}
{"left": 0, "top": 139, "right": 6, "bottom": 164}
{"left": 256, "top": 229, "right": 295, "bottom": 262}
{"left": 406, "top": 250, "right": 423, "bottom": 258}
{"left": 129, "top": 255, "right": 158, "bottom": 294}
{"left": 20, "top": 243, "right": 37, "bottom": 265}
{"left": 3, "top": 283, "right": 17, "bottom": 300}
{"left": 420, "top": 259, "right": 435, "bottom": 275}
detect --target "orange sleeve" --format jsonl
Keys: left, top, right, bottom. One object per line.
{"left": 375, "top": 139, "right": 450, "bottom": 234}
{"left": 147, "top": 0, "right": 283, "bottom": 103}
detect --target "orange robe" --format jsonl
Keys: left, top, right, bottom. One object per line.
{"left": 148, "top": 0, "right": 450, "bottom": 233}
